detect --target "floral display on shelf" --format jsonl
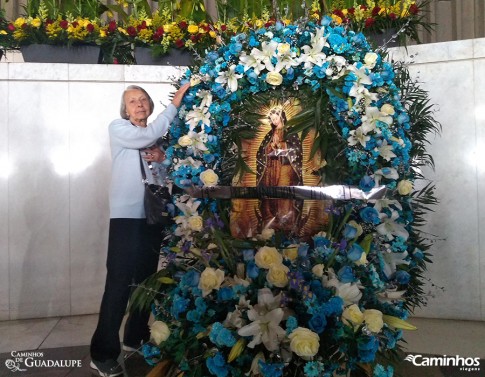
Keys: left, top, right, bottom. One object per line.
{"left": 322, "top": 0, "right": 433, "bottom": 46}
{"left": 128, "top": 15, "right": 439, "bottom": 377}
{"left": 0, "top": 0, "right": 433, "bottom": 63}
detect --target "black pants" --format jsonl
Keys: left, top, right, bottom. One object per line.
{"left": 90, "top": 218, "right": 162, "bottom": 362}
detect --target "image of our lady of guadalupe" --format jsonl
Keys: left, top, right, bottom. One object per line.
{"left": 256, "top": 106, "right": 303, "bottom": 233}
{"left": 230, "top": 98, "right": 330, "bottom": 240}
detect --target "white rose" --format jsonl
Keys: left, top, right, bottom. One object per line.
{"left": 266, "top": 263, "right": 290, "bottom": 287}
{"left": 380, "top": 103, "right": 395, "bottom": 115}
{"left": 364, "top": 52, "right": 378, "bottom": 68}
{"left": 342, "top": 304, "right": 364, "bottom": 327}
{"left": 397, "top": 180, "right": 413, "bottom": 195}
{"left": 288, "top": 327, "right": 320, "bottom": 358}
{"left": 198, "top": 267, "right": 225, "bottom": 296}
{"left": 178, "top": 135, "right": 193, "bottom": 147}
{"left": 188, "top": 215, "right": 203, "bottom": 231}
{"left": 277, "top": 42, "right": 291, "bottom": 55}
{"left": 254, "top": 246, "right": 283, "bottom": 269}
{"left": 150, "top": 321, "right": 171, "bottom": 344}
{"left": 312, "top": 263, "right": 325, "bottom": 278}
{"left": 200, "top": 169, "right": 219, "bottom": 187}
{"left": 266, "top": 71, "right": 283, "bottom": 86}
{"left": 363, "top": 309, "right": 384, "bottom": 333}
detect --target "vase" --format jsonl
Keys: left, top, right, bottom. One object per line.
{"left": 365, "top": 28, "right": 400, "bottom": 48}
{"left": 134, "top": 47, "right": 193, "bottom": 66}
{"left": 20, "top": 44, "right": 101, "bottom": 64}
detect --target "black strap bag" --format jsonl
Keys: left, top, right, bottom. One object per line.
{"left": 139, "top": 153, "right": 174, "bottom": 226}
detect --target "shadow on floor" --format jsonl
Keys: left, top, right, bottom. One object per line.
{"left": 0, "top": 347, "right": 483, "bottom": 377}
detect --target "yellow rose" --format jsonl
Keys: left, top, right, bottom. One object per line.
{"left": 187, "top": 24, "right": 199, "bottom": 34}
{"left": 0, "top": 31, "right": 7, "bottom": 35}
{"left": 31, "top": 18, "right": 42, "bottom": 28}
{"left": 364, "top": 309, "right": 384, "bottom": 333}
{"left": 342, "top": 304, "right": 364, "bottom": 327}
{"left": 150, "top": 320, "right": 171, "bottom": 344}
{"left": 199, "top": 267, "right": 225, "bottom": 296}
{"left": 188, "top": 215, "right": 203, "bottom": 231}
{"left": 14, "top": 17, "right": 26, "bottom": 28}
{"left": 331, "top": 14, "right": 343, "bottom": 24}
{"left": 178, "top": 134, "right": 193, "bottom": 147}
{"left": 254, "top": 246, "right": 283, "bottom": 269}
{"left": 99, "top": 29, "right": 107, "bottom": 38}
{"left": 265, "top": 71, "right": 283, "bottom": 86}
{"left": 266, "top": 263, "right": 289, "bottom": 287}
{"left": 364, "top": 52, "right": 378, "bottom": 68}
{"left": 312, "top": 263, "right": 325, "bottom": 278}
{"left": 209, "top": 30, "right": 217, "bottom": 38}
{"left": 200, "top": 169, "right": 219, "bottom": 187}
{"left": 282, "top": 245, "right": 298, "bottom": 261}
{"left": 288, "top": 327, "right": 320, "bottom": 358}
{"left": 255, "top": 19, "right": 264, "bottom": 28}
{"left": 397, "top": 180, "right": 413, "bottom": 195}
{"left": 277, "top": 42, "right": 291, "bottom": 55}
{"left": 380, "top": 103, "right": 395, "bottom": 115}
{"left": 163, "top": 23, "right": 173, "bottom": 33}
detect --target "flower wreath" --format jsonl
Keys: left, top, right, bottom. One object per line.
{"left": 135, "top": 16, "right": 439, "bottom": 377}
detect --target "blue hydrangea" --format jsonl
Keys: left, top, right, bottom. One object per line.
{"left": 206, "top": 353, "right": 229, "bottom": 377}
{"left": 209, "top": 322, "right": 236, "bottom": 347}
{"left": 258, "top": 361, "right": 284, "bottom": 377}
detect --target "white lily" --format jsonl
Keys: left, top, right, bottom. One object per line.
{"left": 325, "top": 55, "right": 348, "bottom": 78}
{"left": 377, "top": 139, "right": 396, "bottom": 161}
{"left": 371, "top": 199, "right": 403, "bottom": 212}
{"left": 239, "top": 51, "right": 266, "bottom": 74}
{"left": 361, "top": 106, "right": 393, "bottom": 134}
{"left": 373, "top": 167, "right": 399, "bottom": 185}
{"left": 185, "top": 106, "right": 211, "bottom": 131}
{"left": 249, "top": 40, "right": 278, "bottom": 71}
{"left": 237, "top": 288, "right": 286, "bottom": 351}
{"left": 299, "top": 27, "right": 328, "bottom": 69}
{"left": 215, "top": 64, "right": 242, "bottom": 93}
{"left": 349, "top": 85, "right": 379, "bottom": 109}
{"left": 377, "top": 210, "right": 409, "bottom": 241}
{"left": 196, "top": 90, "right": 213, "bottom": 109}
{"left": 174, "top": 195, "right": 201, "bottom": 216}
{"left": 348, "top": 63, "right": 372, "bottom": 86}
{"left": 380, "top": 248, "right": 410, "bottom": 278}
{"left": 186, "top": 130, "right": 209, "bottom": 155}
{"left": 172, "top": 157, "right": 203, "bottom": 172}
{"left": 323, "top": 270, "right": 362, "bottom": 305}
{"left": 347, "top": 126, "right": 370, "bottom": 147}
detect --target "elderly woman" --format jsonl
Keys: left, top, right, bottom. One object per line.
{"left": 90, "top": 83, "right": 190, "bottom": 377}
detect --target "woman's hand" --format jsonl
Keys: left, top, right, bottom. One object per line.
{"left": 171, "top": 82, "right": 191, "bottom": 108}
{"left": 143, "top": 146, "right": 165, "bottom": 163}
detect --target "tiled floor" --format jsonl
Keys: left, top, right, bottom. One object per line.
{"left": 0, "top": 315, "right": 484, "bottom": 376}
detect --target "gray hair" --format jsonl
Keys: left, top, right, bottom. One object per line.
{"left": 120, "top": 85, "right": 155, "bottom": 119}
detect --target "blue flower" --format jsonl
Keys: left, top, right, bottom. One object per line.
{"left": 308, "top": 313, "right": 327, "bottom": 334}
{"left": 304, "top": 361, "right": 325, "bottom": 377}
{"left": 342, "top": 223, "right": 358, "bottom": 239}
{"left": 359, "top": 175, "right": 375, "bottom": 192}
{"left": 206, "top": 353, "right": 229, "bottom": 377}
{"left": 357, "top": 336, "right": 379, "bottom": 363}
{"left": 395, "top": 270, "right": 411, "bottom": 285}
{"left": 373, "top": 364, "right": 394, "bottom": 377}
{"left": 347, "top": 243, "right": 364, "bottom": 261}
{"left": 243, "top": 249, "right": 255, "bottom": 261}
{"left": 246, "top": 260, "right": 260, "bottom": 279}
{"left": 328, "top": 33, "right": 349, "bottom": 53}
{"left": 259, "top": 360, "right": 284, "bottom": 377}
{"left": 323, "top": 296, "right": 344, "bottom": 316}
{"left": 359, "top": 207, "right": 380, "bottom": 225}
{"left": 217, "top": 287, "right": 235, "bottom": 301}
{"left": 181, "top": 270, "right": 200, "bottom": 287}
{"left": 337, "top": 266, "right": 355, "bottom": 283}
{"left": 286, "top": 316, "right": 298, "bottom": 334}
{"left": 298, "top": 243, "right": 310, "bottom": 257}
{"left": 209, "top": 322, "right": 237, "bottom": 347}
{"left": 170, "top": 294, "right": 189, "bottom": 319}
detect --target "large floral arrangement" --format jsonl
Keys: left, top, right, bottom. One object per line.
{"left": 130, "top": 14, "right": 439, "bottom": 377}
